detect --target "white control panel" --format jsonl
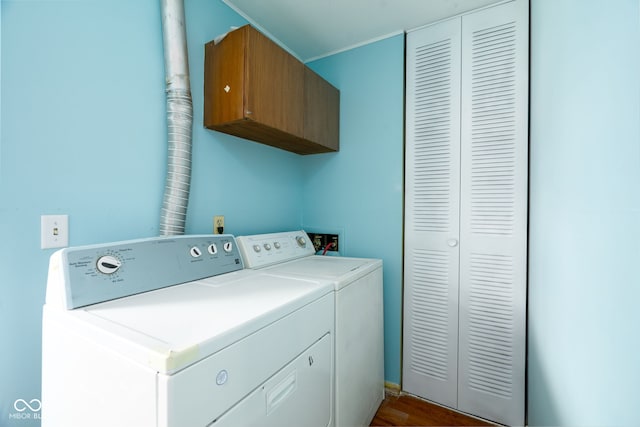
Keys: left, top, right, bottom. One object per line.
{"left": 237, "top": 231, "right": 315, "bottom": 269}
{"left": 47, "top": 234, "right": 243, "bottom": 309}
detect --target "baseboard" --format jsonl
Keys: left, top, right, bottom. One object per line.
{"left": 384, "top": 381, "right": 401, "bottom": 397}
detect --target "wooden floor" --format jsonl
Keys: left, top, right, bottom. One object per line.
{"left": 370, "top": 394, "right": 495, "bottom": 427}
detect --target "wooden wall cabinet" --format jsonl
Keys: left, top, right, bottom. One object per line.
{"left": 204, "top": 25, "right": 339, "bottom": 155}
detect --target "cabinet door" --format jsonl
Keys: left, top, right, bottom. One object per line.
{"left": 245, "top": 26, "right": 304, "bottom": 138}
{"left": 458, "top": 1, "right": 528, "bottom": 425}
{"left": 304, "top": 68, "right": 340, "bottom": 152}
{"left": 403, "top": 17, "right": 461, "bottom": 410}
{"left": 204, "top": 28, "right": 246, "bottom": 127}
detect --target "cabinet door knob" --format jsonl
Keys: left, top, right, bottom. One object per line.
{"left": 223, "top": 85, "right": 231, "bottom": 93}
{"left": 447, "top": 239, "right": 458, "bottom": 247}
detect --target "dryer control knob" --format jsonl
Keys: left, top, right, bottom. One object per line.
{"left": 96, "top": 255, "right": 121, "bottom": 275}
{"left": 296, "top": 236, "right": 307, "bottom": 247}
{"left": 223, "top": 242, "right": 233, "bottom": 253}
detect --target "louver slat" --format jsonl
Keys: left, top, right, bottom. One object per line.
{"left": 467, "top": 253, "right": 514, "bottom": 398}
{"left": 406, "top": 2, "right": 527, "bottom": 426}
{"left": 409, "top": 249, "right": 450, "bottom": 381}
{"left": 403, "top": 17, "right": 460, "bottom": 410}
{"left": 469, "top": 22, "right": 517, "bottom": 236}
{"left": 458, "top": 2, "right": 527, "bottom": 425}
{"left": 463, "top": 21, "right": 518, "bottom": 400}
{"left": 412, "top": 39, "right": 452, "bottom": 233}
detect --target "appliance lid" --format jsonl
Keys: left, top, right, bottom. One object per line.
{"left": 69, "top": 271, "right": 333, "bottom": 374}
{"left": 268, "top": 256, "right": 382, "bottom": 288}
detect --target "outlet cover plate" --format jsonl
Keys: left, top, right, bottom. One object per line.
{"left": 213, "top": 215, "right": 225, "bottom": 234}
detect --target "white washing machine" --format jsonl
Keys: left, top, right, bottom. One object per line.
{"left": 42, "top": 234, "right": 335, "bottom": 427}
{"left": 237, "top": 231, "right": 384, "bottom": 427}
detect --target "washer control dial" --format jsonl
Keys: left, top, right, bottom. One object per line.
{"left": 96, "top": 255, "right": 122, "bottom": 275}
{"left": 296, "top": 235, "right": 307, "bottom": 247}
{"left": 223, "top": 242, "right": 233, "bottom": 253}
{"left": 190, "top": 246, "right": 202, "bottom": 258}
{"left": 208, "top": 244, "right": 218, "bottom": 255}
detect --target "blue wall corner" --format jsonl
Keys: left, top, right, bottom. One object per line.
{"left": 528, "top": 0, "right": 640, "bottom": 425}
{"left": 0, "top": 1, "right": 303, "bottom": 424}
{"left": 304, "top": 34, "right": 405, "bottom": 385}
{"left": 1, "top": 2, "right": 406, "bottom": 424}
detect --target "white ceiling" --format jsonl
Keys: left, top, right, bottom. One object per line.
{"left": 222, "top": 0, "right": 504, "bottom": 62}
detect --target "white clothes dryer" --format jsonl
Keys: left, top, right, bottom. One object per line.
{"left": 237, "top": 231, "right": 384, "bottom": 427}
{"left": 42, "top": 234, "right": 335, "bottom": 427}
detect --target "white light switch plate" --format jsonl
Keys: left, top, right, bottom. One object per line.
{"left": 41, "top": 215, "right": 69, "bottom": 249}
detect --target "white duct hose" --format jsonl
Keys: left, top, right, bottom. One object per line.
{"left": 159, "top": 0, "right": 193, "bottom": 235}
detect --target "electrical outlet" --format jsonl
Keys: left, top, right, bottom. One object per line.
{"left": 41, "top": 215, "right": 69, "bottom": 249}
{"left": 213, "top": 215, "right": 225, "bottom": 234}
{"left": 308, "top": 233, "right": 339, "bottom": 252}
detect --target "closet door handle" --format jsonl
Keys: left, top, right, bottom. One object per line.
{"left": 447, "top": 239, "right": 458, "bottom": 247}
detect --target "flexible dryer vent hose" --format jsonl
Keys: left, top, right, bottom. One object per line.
{"left": 159, "top": 0, "right": 193, "bottom": 236}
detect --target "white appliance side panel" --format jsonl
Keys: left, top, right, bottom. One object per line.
{"left": 335, "top": 268, "right": 384, "bottom": 427}
{"left": 42, "top": 308, "right": 158, "bottom": 427}
{"left": 158, "top": 293, "right": 334, "bottom": 427}
{"left": 403, "top": 15, "right": 462, "bottom": 409}
{"left": 210, "top": 334, "right": 332, "bottom": 427}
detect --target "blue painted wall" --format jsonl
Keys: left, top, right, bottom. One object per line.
{"left": 1, "top": 0, "right": 405, "bottom": 424}
{"left": 528, "top": 0, "right": 640, "bottom": 425}
{"left": 0, "top": 1, "right": 303, "bottom": 425}
{"left": 183, "top": 0, "right": 305, "bottom": 235}
{"left": 304, "top": 35, "right": 405, "bottom": 385}
{"left": 8, "top": 0, "right": 639, "bottom": 425}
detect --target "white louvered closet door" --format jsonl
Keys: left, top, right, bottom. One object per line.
{"left": 402, "top": 18, "right": 461, "bottom": 409}
{"left": 458, "top": 1, "right": 528, "bottom": 425}
{"left": 403, "top": 1, "right": 528, "bottom": 426}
